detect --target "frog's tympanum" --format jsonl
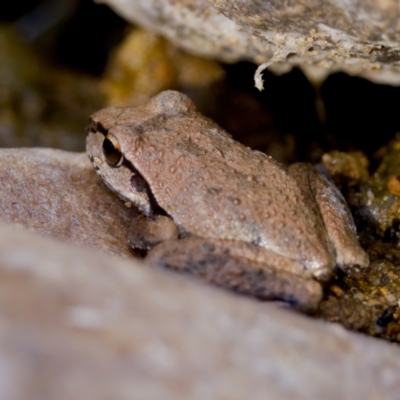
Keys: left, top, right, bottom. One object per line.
{"left": 87, "top": 90, "right": 369, "bottom": 311}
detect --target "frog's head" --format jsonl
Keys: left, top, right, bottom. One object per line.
{"left": 86, "top": 90, "right": 197, "bottom": 216}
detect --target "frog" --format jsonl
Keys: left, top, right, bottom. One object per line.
{"left": 86, "top": 90, "right": 369, "bottom": 312}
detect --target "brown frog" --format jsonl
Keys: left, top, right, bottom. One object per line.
{"left": 86, "top": 90, "right": 369, "bottom": 311}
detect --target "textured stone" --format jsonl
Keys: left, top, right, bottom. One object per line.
{"left": 100, "top": 0, "right": 400, "bottom": 84}
{"left": 0, "top": 148, "right": 137, "bottom": 256}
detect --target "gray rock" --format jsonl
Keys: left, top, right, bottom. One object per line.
{"left": 0, "top": 222, "right": 400, "bottom": 399}
{"left": 100, "top": 0, "right": 400, "bottom": 85}
{"left": 0, "top": 148, "right": 137, "bottom": 256}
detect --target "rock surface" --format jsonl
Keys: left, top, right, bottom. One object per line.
{"left": 0, "top": 148, "right": 400, "bottom": 398}
{"left": 1, "top": 222, "right": 400, "bottom": 399}
{"left": 0, "top": 148, "right": 138, "bottom": 256}
{"left": 100, "top": 0, "right": 400, "bottom": 85}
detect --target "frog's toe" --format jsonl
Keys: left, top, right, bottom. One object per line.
{"left": 128, "top": 214, "right": 179, "bottom": 251}
{"left": 311, "top": 264, "right": 334, "bottom": 282}
{"left": 336, "top": 244, "right": 369, "bottom": 275}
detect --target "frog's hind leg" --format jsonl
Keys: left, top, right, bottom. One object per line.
{"left": 289, "top": 163, "right": 369, "bottom": 274}
{"left": 146, "top": 238, "right": 322, "bottom": 312}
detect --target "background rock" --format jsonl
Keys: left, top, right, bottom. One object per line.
{"left": 100, "top": 0, "right": 400, "bottom": 85}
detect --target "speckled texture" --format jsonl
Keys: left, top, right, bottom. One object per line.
{"left": 101, "top": 0, "right": 400, "bottom": 84}
{"left": 0, "top": 222, "right": 400, "bottom": 399}
{"left": 87, "top": 90, "right": 368, "bottom": 309}
{"left": 0, "top": 148, "right": 138, "bottom": 256}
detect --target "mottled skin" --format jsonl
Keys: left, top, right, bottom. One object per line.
{"left": 86, "top": 90, "right": 369, "bottom": 311}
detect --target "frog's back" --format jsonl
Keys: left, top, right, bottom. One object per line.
{"left": 131, "top": 110, "right": 331, "bottom": 267}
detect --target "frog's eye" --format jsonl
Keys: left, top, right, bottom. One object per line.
{"left": 103, "top": 134, "right": 123, "bottom": 167}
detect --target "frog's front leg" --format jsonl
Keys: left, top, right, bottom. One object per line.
{"left": 146, "top": 238, "right": 323, "bottom": 312}
{"left": 128, "top": 213, "right": 179, "bottom": 250}
{"left": 289, "top": 163, "right": 369, "bottom": 274}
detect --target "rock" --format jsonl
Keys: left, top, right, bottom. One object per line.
{"left": 1, "top": 147, "right": 400, "bottom": 396}
{"left": 100, "top": 0, "right": 400, "bottom": 85}
{"left": 0, "top": 27, "right": 104, "bottom": 150}
{"left": 101, "top": 29, "right": 224, "bottom": 107}
{"left": 0, "top": 148, "right": 137, "bottom": 256}
{"left": 0, "top": 221, "right": 400, "bottom": 399}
